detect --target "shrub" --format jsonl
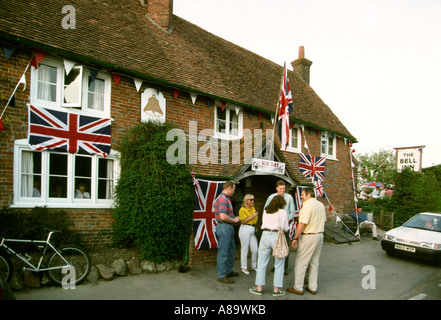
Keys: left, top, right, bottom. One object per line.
{"left": 0, "top": 206, "right": 83, "bottom": 248}
{"left": 391, "top": 167, "right": 441, "bottom": 224}
{"left": 112, "top": 121, "right": 194, "bottom": 263}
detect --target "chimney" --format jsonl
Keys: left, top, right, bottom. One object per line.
{"left": 291, "top": 46, "right": 313, "bottom": 84}
{"left": 143, "top": 0, "right": 174, "bottom": 32}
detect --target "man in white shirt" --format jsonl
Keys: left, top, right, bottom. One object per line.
{"left": 287, "top": 186, "right": 326, "bottom": 295}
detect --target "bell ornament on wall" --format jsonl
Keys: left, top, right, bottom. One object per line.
{"left": 143, "top": 95, "right": 163, "bottom": 117}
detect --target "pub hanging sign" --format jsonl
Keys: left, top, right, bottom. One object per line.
{"left": 394, "top": 146, "right": 425, "bottom": 172}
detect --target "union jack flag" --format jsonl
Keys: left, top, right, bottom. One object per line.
{"left": 314, "top": 179, "right": 324, "bottom": 198}
{"left": 289, "top": 220, "right": 297, "bottom": 240}
{"left": 28, "top": 105, "right": 111, "bottom": 157}
{"left": 193, "top": 179, "right": 225, "bottom": 250}
{"left": 277, "top": 63, "right": 294, "bottom": 151}
{"left": 299, "top": 153, "right": 326, "bottom": 181}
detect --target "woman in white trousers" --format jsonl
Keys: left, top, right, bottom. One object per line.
{"left": 238, "top": 194, "right": 259, "bottom": 274}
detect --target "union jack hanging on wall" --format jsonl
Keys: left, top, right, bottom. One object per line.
{"left": 28, "top": 105, "right": 111, "bottom": 157}
{"left": 193, "top": 179, "right": 225, "bottom": 250}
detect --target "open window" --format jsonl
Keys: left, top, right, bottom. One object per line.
{"left": 31, "top": 57, "right": 111, "bottom": 117}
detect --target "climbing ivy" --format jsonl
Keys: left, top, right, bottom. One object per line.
{"left": 112, "top": 121, "right": 194, "bottom": 263}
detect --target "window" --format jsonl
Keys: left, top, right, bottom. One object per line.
{"left": 214, "top": 103, "right": 242, "bottom": 139}
{"left": 286, "top": 126, "right": 302, "bottom": 153}
{"left": 37, "top": 64, "right": 58, "bottom": 102}
{"left": 31, "top": 57, "right": 111, "bottom": 116}
{"left": 13, "top": 139, "right": 119, "bottom": 208}
{"left": 87, "top": 76, "right": 105, "bottom": 111}
{"left": 20, "top": 151, "right": 42, "bottom": 198}
{"left": 321, "top": 131, "right": 337, "bottom": 159}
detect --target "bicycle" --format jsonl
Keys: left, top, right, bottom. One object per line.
{"left": 0, "top": 229, "right": 91, "bottom": 287}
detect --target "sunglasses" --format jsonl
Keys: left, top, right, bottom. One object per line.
{"left": 248, "top": 199, "right": 255, "bottom": 201}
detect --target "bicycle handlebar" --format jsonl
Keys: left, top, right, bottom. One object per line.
{"left": 44, "top": 228, "right": 61, "bottom": 233}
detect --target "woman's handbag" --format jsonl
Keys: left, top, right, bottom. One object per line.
{"left": 272, "top": 214, "right": 289, "bottom": 258}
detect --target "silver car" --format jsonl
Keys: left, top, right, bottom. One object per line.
{"left": 381, "top": 212, "right": 441, "bottom": 262}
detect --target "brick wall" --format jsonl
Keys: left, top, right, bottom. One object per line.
{"left": 0, "top": 49, "right": 30, "bottom": 206}
{"left": 66, "top": 209, "right": 114, "bottom": 247}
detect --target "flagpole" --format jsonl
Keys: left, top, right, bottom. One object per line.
{"left": 268, "top": 63, "right": 286, "bottom": 161}
{"left": 350, "top": 145, "right": 360, "bottom": 238}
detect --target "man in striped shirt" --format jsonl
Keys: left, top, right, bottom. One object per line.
{"left": 214, "top": 180, "right": 240, "bottom": 284}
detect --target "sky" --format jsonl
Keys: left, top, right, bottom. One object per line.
{"left": 174, "top": 0, "right": 441, "bottom": 168}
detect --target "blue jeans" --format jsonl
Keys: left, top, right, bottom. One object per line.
{"left": 255, "top": 231, "right": 285, "bottom": 288}
{"left": 216, "top": 223, "right": 236, "bottom": 278}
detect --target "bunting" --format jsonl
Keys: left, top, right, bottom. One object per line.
{"left": 64, "top": 59, "right": 75, "bottom": 75}
{"left": 3, "top": 46, "right": 15, "bottom": 60}
{"left": 221, "top": 101, "right": 226, "bottom": 112}
{"left": 112, "top": 73, "right": 121, "bottom": 87}
{"left": 190, "top": 92, "right": 197, "bottom": 105}
{"left": 134, "top": 78, "right": 143, "bottom": 92}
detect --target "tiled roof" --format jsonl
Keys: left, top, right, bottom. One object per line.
{"left": 0, "top": 0, "right": 355, "bottom": 141}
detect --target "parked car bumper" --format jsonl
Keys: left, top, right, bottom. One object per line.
{"left": 381, "top": 239, "right": 441, "bottom": 261}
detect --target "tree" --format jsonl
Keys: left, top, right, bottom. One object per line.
{"left": 356, "top": 149, "right": 397, "bottom": 189}
{"left": 112, "top": 121, "right": 194, "bottom": 263}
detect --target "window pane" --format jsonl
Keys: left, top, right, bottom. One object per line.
{"left": 321, "top": 137, "right": 327, "bottom": 154}
{"left": 88, "top": 77, "right": 105, "bottom": 111}
{"left": 49, "top": 153, "right": 68, "bottom": 175}
{"left": 75, "top": 155, "right": 92, "bottom": 178}
{"left": 229, "top": 110, "right": 238, "bottom": 136}
{"left": 216, "top": 107, "right": 226, "bottom": 134}
{"left": 37, "top": 64, "right": 57, "bottom": 102}
{"left": 291, "top": 128, "right": 298, "bottom": 148}
{"left": 63, "top": 67, "right": 82, "bottom": 105}
{"left": 98, "top": 158, "right": 114, "bottom": 199}
{"left": 74, "top": 155, "right": 91, "bottom": 199}
{"left": 328, "top": 136, "right": 334, "bottom": 155}
{"left": 49, "top": 153, "right": 68, "bottom": 198}
{"left": 21, "top": 151, "right": 42, "bottom": 197}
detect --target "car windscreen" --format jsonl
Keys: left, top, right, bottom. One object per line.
{"left": 404, "top": 214, "right": 441, "bottom": 232}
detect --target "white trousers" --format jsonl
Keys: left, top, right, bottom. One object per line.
{"left": 239, "top": 224, "right": 258, "bottom": 269}
{"left": 360, "top": 221, "right": 377, "bottom": 237}
{"left": 294, "top": 233, "right": 324, "bottom": 292}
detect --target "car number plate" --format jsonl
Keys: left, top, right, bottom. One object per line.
{"left": 395, "top": 244, "right": 416, "bottom": 253}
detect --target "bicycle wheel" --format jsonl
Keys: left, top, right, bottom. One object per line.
{"left": 46, "top": 246, "right": 91, "bottom": 286}
{"left": 0, "top": 251, "right": 12, "bottom": 283}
